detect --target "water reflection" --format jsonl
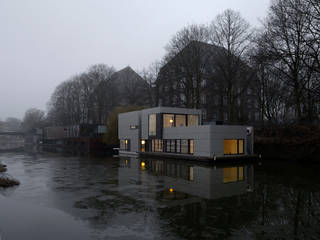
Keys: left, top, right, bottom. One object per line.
{"left": 0, "top": 153, "right": 319, "bottom": 240}
{"left": 119, "top": 158, "right": 254, "bottom": 201}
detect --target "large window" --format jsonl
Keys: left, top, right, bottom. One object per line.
{"left": 120, "top": 139, "right": 130, "bottom": 151}
{"left": 175, "top": 115, "right": 186, "bottom": 127}
{"left": 163, "top": 114, "right": 174, "bottom": 128}
{"left": 190, "top": 139, "right": 194, "bottom": 154}
{"left": 165, "top": 139, "right": 194, "bottom": 154}
{"left": 163, "top": 114, "right": 199, "bottom": 128}
{"left": 224, "top": 139, "right": 244, "bottom": 155}
{"left": 188, "top": 115, "right": 199, "bottom": 126}
{"left": 152, "top": 139, "right": 163, "bottom": 152}
{"left": 149, "top": 114, "right": 156, "bottom": 136}
{"left": 181, "top": 140, "right": 189, "bottom": 154}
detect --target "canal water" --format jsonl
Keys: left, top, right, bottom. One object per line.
{"left": 0, "top": 152, "right": 319, "bottom": 240}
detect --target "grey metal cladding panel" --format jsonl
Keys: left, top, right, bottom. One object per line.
{"left": 210, "top": 125, "right": 247, "bottom": 139}
{"left": 157, "top": 107, "right": 202, "bottom": 115}
{"left": 209, "top": 125, "right": 248, "bottom": 155}
{"left": 194, "top": 139, "right": 211, "bottom": 157}
{"left": 163, "top": 125, "right": 211, "bottom": 139}
{"left": 118, "top": 111, "right": 140, "bottom": 139}
{"left": 141, "top": 106, "right": 201, "bottom": 115}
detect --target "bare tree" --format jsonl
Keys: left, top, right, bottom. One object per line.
{"left": 140, "top": 61, "right": 161, "bottom": 107}
{"left": 260, "top": 0, "right": 313, "bottom": 122}
{"left": 22, "top": 108, "right": 46, "bottom": 131}
{"left": 209, "top": 9, "right": 255, "bottom": 122}
{"left": 159, "top": 24, "right": 211, "bottom": 108}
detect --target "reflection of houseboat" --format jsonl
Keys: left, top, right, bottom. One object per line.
{"left": 118, "top": 107, "right": 254, "bottom": 161}
{"left": 118, "top": 157, "right": 254, "bottom": 200}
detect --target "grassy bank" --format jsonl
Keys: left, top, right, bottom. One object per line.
{"left": 255, "top": 124, "right": 320, "bottom": 162}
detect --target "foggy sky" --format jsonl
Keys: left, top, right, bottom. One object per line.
{"left": 0, "top": 0, "right": 270, "bottom": 120}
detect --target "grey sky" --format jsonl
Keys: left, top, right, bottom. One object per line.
{"left": 0, "top": 0, "right": 270, "bottom": 120}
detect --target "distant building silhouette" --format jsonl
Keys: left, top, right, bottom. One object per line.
{"left": 156, "top": 41, "right": 260, "bottom": 124}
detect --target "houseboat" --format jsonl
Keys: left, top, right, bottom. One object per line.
{"left": 118, "top": 107, "right": 255, "bottom": 161}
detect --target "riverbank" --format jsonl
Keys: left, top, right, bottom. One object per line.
{"left": 0, "top": 162, "right": 20, "bottom": 188}
{"left": 255, "top": 124, "right": 320, "bottom": 162}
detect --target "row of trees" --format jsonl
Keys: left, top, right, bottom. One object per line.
{"left": 46, "top": 64, "right": 152, "bottom": 126}
{"left": 157, "top": 0, "right": 319, "bottom": 124}
{"left": 24, "top": 0, "right": 319, "bottom": 129}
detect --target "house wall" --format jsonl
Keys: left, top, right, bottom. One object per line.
{"left": 118, "top": 110, "right": 141, "bottom": 152}
{"left": 209, "top": 125, "right": 248, "bottom": 157}
{"left": 140, "top": 107, "right": 202, "bottom": 140}
{"left": 118, "top": 107, "right": 253, "bottom": 157}
{"left": 163, "top": 125, "right": 211, "bottom": 157}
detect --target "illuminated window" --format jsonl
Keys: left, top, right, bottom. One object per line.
{"left": 175, "top": 115, "right": 186, "bottom": 127}
{"left": 149, "top": 114, "right": 156, "bottom": 136}
{"left": 152, "top": 139, "right": 163, "bottom": 152}
{"left": 181, "top": 140, "right": 188, "bottom": 154}
{"left": 224, "top": 139, "right": 244, "bottom": 155}
{"left": 120, "top": 139, "right": 130, "bottom": 151}
{"left": 176, "top": 139, "right": 181, "bottom": 153}
{"left": 189, "top": 139, "right": 194, "bottom": 154}
{"left": 188, "top": 115, "right": 199, "bottom": 126}
{"left": 141, "top": 139, "right": 146, "bottom": 152}
{"left": 238, "top": 140, "right": 244, "bottom": 154}
{"left": 163, "top": 114, "right": 174, "bottom": 128}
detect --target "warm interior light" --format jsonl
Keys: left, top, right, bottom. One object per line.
{"left": 169, "top": 188, "right": 174, "bottom": 193}
{"left": 125, "top": 139, "right": 128, "bottom": 144}
{"left": 141, "top": 140, "right": 145, "bottom": 145}
{"left": 169, "top": 119, "right": 174, "bottom": 123}
{"left": 141, "top": 162, "right": 146, "bottom": 167}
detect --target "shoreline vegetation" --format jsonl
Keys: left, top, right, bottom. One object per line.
{"left": 0, "top": 162, "right": 20, "bottom": 188}
{"left": 255, "top": 124, "right": 320, "bottom": 162}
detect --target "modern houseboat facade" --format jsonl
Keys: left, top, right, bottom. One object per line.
{"left": 118, "top": 107, "right": 254, "bottom": 160}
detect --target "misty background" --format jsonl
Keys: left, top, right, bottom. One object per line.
{"left": 0, "top": 0, "right": 270, "bottom": 120}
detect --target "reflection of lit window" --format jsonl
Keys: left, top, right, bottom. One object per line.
{"left": 223, "top": 167, "right": 244, "bottom": 183}
{"left": 188, "top": 115, "right": 199, "bottom": 126}
{"left": 175, "top": 115, "right": 186, "bottom": 127}
{"left": 163, "top": 114, "right": 174, "bottom": 128}
{"left": 189, "top": 167, "right": 194, "bottom": 181}
{"left": 149, "top": 114, "right": 156, "bottom": 136}
{"left": 141, "top": 161, "right": 146, "bottom": 170}
{"left": 224, "top": 139, "right": 244, "bottom": 155}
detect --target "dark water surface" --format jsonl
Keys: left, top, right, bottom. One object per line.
{"left": 0, "top": 152, "right": 319, "bottom": 240}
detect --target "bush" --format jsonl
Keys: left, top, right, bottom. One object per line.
{"left": 103, "top": 106, "right": 145, "bottom": 145}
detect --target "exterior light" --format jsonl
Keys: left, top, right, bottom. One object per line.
{"left": 169, "top": 188, "right": 174, "bottom": 193}
{"left": 169, "top": 119, "right": 174, "bottom": 123}
{"left": 141, "top": 140, "right": 145, "bottom": 145}
{"left": 141, "top": 162, "right": 146, "bottom": 167}
{"left": 125, "top": 139, "right": 128, "bottom": 144}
